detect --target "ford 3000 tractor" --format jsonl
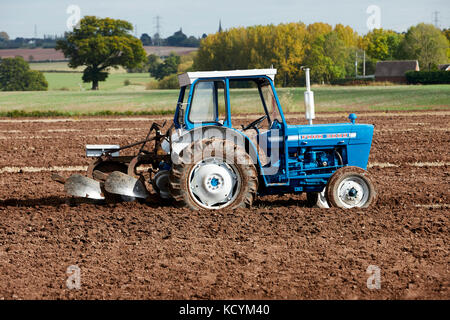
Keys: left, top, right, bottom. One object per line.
{"left": 53, "top": 68, "right": 376, "bottom": 210}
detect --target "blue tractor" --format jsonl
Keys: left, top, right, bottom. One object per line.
{"left": 54, "top": 68, "right": 376, "bottom": 210}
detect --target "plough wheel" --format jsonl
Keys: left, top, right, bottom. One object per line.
{"left": 87, "top": 159, "right": 128, "bottom": 179}
{"left": 87, "top": 159, "right": 129, "bottom": 203}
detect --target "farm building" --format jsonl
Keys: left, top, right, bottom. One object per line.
{"left": 438, "top": 64, "right": 450, "bottom": 71}
{"left": 375, "top": 60, "right": 419, "bottom": 83}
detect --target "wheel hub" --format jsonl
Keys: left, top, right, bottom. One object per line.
{"left": 337, "top": 177, "right": 368, "bottom": 208}
{"left": 189, "top": 158, "right": 239, "bottom": 209}
{"left": 348, "top": 187, "right": 358, "bottom": 197}
{"left": 206, "top": 175, "right": 223, "bottom": 191}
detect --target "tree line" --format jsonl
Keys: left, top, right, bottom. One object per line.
{"left": 0, "top": 32, "right": 65, "bottom": 49}
{"left": 3, "top": 17, "right": 449, "bottom": 91}
{"left": 194, "top": 22, "right": 450, "bottom": 86}
{"left": 0, "top": 28, "right": 204, "bottom": 50}
{"left": 140, "top": 29, "right": 205, "bottom": 47}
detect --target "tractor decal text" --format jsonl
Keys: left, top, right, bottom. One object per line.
{"left": 300, "top": 132, "right": 356, "bottom": 140}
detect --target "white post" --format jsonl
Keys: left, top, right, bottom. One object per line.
{"left": 304, "top": 68, "right": 315, "bottom": 125}
{"left": 305, "top": 68, "right": 311, "bottom": 91}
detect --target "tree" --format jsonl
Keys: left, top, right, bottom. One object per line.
{"left": 398, "top": 23, "right": 449, "bottom": 70}
{"left": 304, "top": 32, "right": 349, "bottom": 83}
{"left": 151, "top": 52, "right": 181, "bottom": 80}
{"left": 56, "top": 16, "right": 147, "bottom": 90}
{"left": 183, "top": 36, "right": 200, "bottom": 47}
{"left": 194, "top": 22, "right": 363, "bottom": 86}
{"left": 167, "top": 29, "right": 187, "bottom": 46}
{"left": 140, "top": 33, "right": 152, "bottom": 46}
{"left": 363, "top": 29, "right": 403, "bottom": 61}
{"left": 0, "top": 31, "right": 9, "bottom": 41}
{"left": 148, "top": 54, "right": 162, "bottom": 75}
{"left": 441, "top": 28, "right": 450, "bottom": 61}
{"left": 442, "top": 28, "right": 450, "bottom": 42}
{"left": 0, "top": 57, "right": 47, "bottom": 91}
{"left": 334, "top": 24, "right": 360, "bottom": 48}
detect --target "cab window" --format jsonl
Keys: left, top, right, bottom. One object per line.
{"left": 260, "top": 82, "right": 282, "bottom": 127}
{"left": 189, "top": 80, "right": 226, "bottom": 124}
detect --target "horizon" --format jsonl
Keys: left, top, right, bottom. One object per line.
{"left": 0, "top": 0, "right": 448, "bottom": 39}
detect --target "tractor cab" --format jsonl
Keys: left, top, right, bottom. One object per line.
{"left": 174, "top": 69, "right": 288, "bottom": 182}
{"left": 174, "top": 69, "right": 283, "bottom": 130}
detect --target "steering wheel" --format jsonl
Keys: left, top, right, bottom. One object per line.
{"left": 241, "top": 115, "right": 268, "bottom": 131}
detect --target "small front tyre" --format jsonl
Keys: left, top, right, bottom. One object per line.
{"left": 326, "top": 166, "right": 376, "bottom": 209}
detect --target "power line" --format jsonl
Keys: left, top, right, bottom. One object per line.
{"left": 154, "top": 15, "right": 162, "bottom": 43}
{"left": 433, "top": 11, "right": 440, "bottom": 28}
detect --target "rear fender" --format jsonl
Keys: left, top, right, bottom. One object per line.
{"left": 170, "top": 126, "right": 266, "bottom": 184}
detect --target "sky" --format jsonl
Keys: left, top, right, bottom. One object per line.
{"left": 0, "top": 0, "right": 448, "bottom": 39}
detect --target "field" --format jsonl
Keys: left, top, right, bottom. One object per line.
{"left": 0, "top": 71, "right": 449, "bottom": 116}
{"left": 0, "top": 110, "right": 449, "bottom": 299}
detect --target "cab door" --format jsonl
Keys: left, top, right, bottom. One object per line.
{"left": 257, "top": 80, "right": 289, "bottom": 185}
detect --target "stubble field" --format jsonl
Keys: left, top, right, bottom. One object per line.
{"left": 0, "top": 111, "right": 448, "bottom": 299}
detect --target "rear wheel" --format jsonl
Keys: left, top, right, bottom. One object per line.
{"left": 326, "top": 166, "right": 376, "bottom": 208}
{"left": 169, "top": 138, "right": 258, "bottom": 210}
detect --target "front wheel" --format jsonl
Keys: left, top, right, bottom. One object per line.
{"left": 169, "top": 138, "right": 258, "bottom": 210}
{"left": 326, "top": 166, "right": 376, "bottom": 209}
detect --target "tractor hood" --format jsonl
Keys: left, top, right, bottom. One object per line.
{"left": 285, "top": 123, "right": 374, "bottom": 169}
{"left": 285, "top": 123, "right": 374, "bottom": 145}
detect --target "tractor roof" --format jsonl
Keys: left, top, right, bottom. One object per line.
{"left": 177, "top": 69, "right": 277, "bottom": 87}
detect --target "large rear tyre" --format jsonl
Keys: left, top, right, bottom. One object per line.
{"left": 169, "top": 138, "right": 258, "bottom": 210}
{"left": 326, "top": 166, "right": 376, "bottom": 208}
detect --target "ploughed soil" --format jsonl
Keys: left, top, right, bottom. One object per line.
{"left": 0, "top": 111, "right": 448, "bottom": 299}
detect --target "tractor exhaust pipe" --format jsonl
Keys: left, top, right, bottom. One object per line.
{"left": 302, "top": 67, "right": 315, "bottom": 125}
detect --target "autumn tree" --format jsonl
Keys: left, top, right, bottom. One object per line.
{"left": 56, "top": 16, "right": 147, "bottom": 90}
{"left": 304, "top": 31, "right": 349, "bottom": 83}
{"left": 194, "top": 22, "right": 360, "bottom": 86}
{"left": 443, "top": 28, "right": 450, "bottom": 42}
{"left": 398, "top": 23, "right": 449, "bottom": 70}
{"left": 335, "top": 24, "right": 360, "bottom": 48}
{"left": 444, "top": 29, "right": 450, "bottom": 61}
{"left": 362, "top": 29, "right": 403, "bottom": 61}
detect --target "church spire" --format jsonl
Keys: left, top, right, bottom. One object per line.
{"left": 218, "top": 19, "right": 223, "bottom": 33}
